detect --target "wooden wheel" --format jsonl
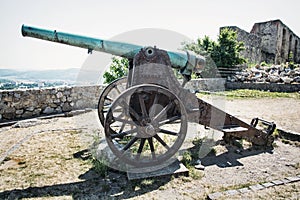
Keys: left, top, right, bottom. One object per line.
{"left": 104, "top": 84, "right": 187, "bottom": 168}
{"left": 97, "top": 77, "right": 127, "bottom": 126}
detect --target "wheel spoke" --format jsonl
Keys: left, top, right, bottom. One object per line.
{"left": 114, "top": 85, "right": 122, "bottom": 95}
{"left": 147, "top": 138, "right": 156, "bottom": 159}
{"left": 139, "top": 94, "right": 148, "bottom": 117}
{"left": 98, "top": 77, "right": 127, "bottom": 126}
{"left": 152, "top": 101, "right": 173, "bottom": 122}
{"left": 120, "top": 99, "right": 141, "bottom": 121}
{"left": 159, "top": 128, "right": 178, "bottom": 136}
{"left": 149, "top": 93, "right": 158, "bottom": 118}
{"left": 104, "top": 105, "right": 121, "bottom": 114}
{"left": 158, "top": 115, "right": 181, "bottom": 126}
{"left": 113, "top": 117, "right": 136, "bottom": 126}
{"left": 118, "top": 122, "right": 126, "bottom": 133}
{"left": 105, "top": 96, "right": 113, "bottom": 102}
{"left": 122, "top": 137, "right": 138, "bottom": 152}
{"left": 135, "top": 138, "right": 146, "bottom": 160}
{"left": 152, "top": 93, "right": 158, "bottom": 105}
{"left": 112, "top": 107, "right": 123, "bottom": 113}
{"left": 111, "top": 128, "right": 137, "bottom": 139}
{"left": 154, "top": 134, "right": 170, "bottom": 150}
{"left": 103, "top": 110, "right": 108, "bottom": 114}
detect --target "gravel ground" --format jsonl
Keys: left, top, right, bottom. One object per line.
{"left": 0, "top": 97, "right": 299, "bottom": 199}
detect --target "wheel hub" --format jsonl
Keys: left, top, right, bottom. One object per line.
{"left": 136, "top": 123, "right": 157, "bottom": 138}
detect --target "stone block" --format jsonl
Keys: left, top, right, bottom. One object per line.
{"left": 16, "top": 109, "right": 24, "bottom": 115}
{"left": 50, "top": 103, "right": 58, "bottom": 108}
{"left": 43, "top": 107, "right": 54, "bottom": 114}
{"left": 61, "top": 96, "right": 67, "bottom": 102}
{"left": 207, "top": 192, "right": 222, "bottom": 200}
{"left": 3, "top": 95, "right": 13, "bottom": 102}
{"left": 55, "top": 107, "right": 62, "bottom": 113}
{"left": 238, "top": 187, "right": 251, "bottom": 194}
{"left": 26, "top": 106, "right": 35, "bottom": 112}
{"left": 281, "top": 178, "right": 291, "bottom": 184}
{"left": 14, "top": 93, "right": 21, "bottom": 99}
{"left": 286, "top": 176, "right": 300, "bottom": 182}
{"left": 22, "top": 111, "right": 33, "bottom": 118}
{"left": 262, "top": 182, "right": 275, "bottom": 188}
{"left": 4, "top": 107, "right": 15, "bottom": 114}
{"left": 249, "top": 184, "right": 264, "bottom": 191}
{"left": 32, "top": 108, "right": 42, "bottom": 116}
{"left": 53, "top": 99, "right": 61, "bottom": 104}
{"left": 224, "top": 189, "right": 238, "bottom": 196}
{"left": 64, "top": 90, "right": 71, "bottom": 96}
{"left": 272, "top": 180, "right": 284, "bottom": 185}
{"left": 56, "top": 91, "right": 63, "bottom": 98}
{"left": 62, "top": 103, "right": 72, "bottom": 112}
{"left": 67, "top": 97, "right": 73, "bottom": 102}
{"left": 50, "top": 89, "right": 57, "bottom": 95}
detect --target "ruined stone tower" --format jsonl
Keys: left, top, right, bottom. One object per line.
{"left": 221, "top": 20, "right": 300, "bottom": 64}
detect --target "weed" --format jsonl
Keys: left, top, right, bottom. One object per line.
{"left": 260, "top": 61, "right": 269, "bottom": 67}
{"left": 272, "top": 128, "right": 280, "bottom": 138}
{"left": 209, "top": 147, "right": 217, "bottom": 155}
{"left": 180, "top": 176, "right": 192, "bottom": 182}
{"left": 141, "top": 179, "right": 155, "bottom": 186}
{"left": 158, "top": 185, "right": 167, "bottom": 190}
{"left": 220, "top": 182, "right": 254, "bottom": 191}
{"left": 189, "top": 168, "right": 204, "bottom": 180}
{"left": 101, "top": 183, "right": 111, "bottom": 193}
{"left": 181, "top": 151, "right": 193, "bottom": 167}
{"left": 192, "top": 137, "right": 203, "bottom": 146}
{"left": 92, "top": 157, "right": 108, "bottom": 177}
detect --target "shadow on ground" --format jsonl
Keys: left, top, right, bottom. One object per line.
{"left": 0, "top": 143, "right": 275, "bottom": 199}
{"left": 199, "top": 141, "right": 274, "bottom": 168}
{"left": 0, "top": 150, "right": 172, "bottom": 200}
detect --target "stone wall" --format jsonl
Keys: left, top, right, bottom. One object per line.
{"left": 1, "top": 80, "right": 299, "bottom": 122}
{"left": 225, "top": 82, "right": 300, "bottom": 93}
{"left": 251, "top": 20, "right": 300, "bottom": 64}
{"left": 185, "top": 78, "right": 226, "bottom": 92}
{"left": 186, "top": 79, "right": 300, "bottom": 93}
{"left": 0, "top": 86, "right": 104, "bottom": 121}
{"left": 222, "top": 20, "right": 300, "bottom": 64}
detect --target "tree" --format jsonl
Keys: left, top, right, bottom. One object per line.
{"left": 183, "top": 28, "right": 246, "bottom": 77}
{"left": 212, "top": 28, "right": 245, "bottom": 67}
{"left": 103, "top": 57, "right": 129, "bottom": 84}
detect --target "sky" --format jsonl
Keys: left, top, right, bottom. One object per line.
{"left": 0, "top": 0, "right": 300, "bottom": 70}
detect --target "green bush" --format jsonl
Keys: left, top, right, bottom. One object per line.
{"left": 103, "top": 56, "right": 129, "bottom": 84}
{"left": 183, "top": 28, "right": 246, "bottom": 77}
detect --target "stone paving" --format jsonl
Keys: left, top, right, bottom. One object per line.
{"left": 207, "top": 174, "right": 300, "bottom": 200}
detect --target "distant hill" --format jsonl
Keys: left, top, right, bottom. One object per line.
{"left": 0, "top": 68, "right": 80, "bottom": 81}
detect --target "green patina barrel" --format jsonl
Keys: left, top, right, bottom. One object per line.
{"left": 22, "top": 25, "right": 205, "bottom": 77}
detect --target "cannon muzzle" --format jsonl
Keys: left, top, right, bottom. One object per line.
{"left": 21, "top": 25, "right": 205, "bottom": 77}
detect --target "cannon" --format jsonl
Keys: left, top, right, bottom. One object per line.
{"left": 22, "top": 25, "right": 275, "bottom": 169}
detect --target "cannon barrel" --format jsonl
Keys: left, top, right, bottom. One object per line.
{"left": 21, "top": 25, "right": 204, "bottom": 77}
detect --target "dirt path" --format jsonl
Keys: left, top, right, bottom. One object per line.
{"left": 224, "top": 97, "right": 300, "bottom": 132}
{"left": 0, "top": 97, "right": 299, "bottom": 199}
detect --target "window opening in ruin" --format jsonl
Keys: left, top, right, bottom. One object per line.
{"left": 295, "top": 40, "right": 298, "bottom": 62}
{"left": 281, "top": 28, "right": 287, "bottom": 62}
{"left": 288, "top": 34, "right": 292, "bottom": 61}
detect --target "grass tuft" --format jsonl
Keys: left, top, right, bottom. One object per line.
{"left": 197, "top": 89, "right": 300, "bottom": 99}
{"left": 92, "top": 157, "right": 108, "bottom": 177}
